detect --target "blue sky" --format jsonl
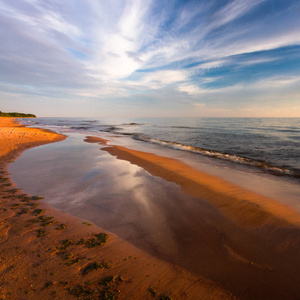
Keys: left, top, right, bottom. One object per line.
{"left": 0, "top": 0, "right": 300, "bottom": 117}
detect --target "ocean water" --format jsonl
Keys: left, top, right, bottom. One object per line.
{"left": 22, "top": 117, "right": 300, "bottom": 180}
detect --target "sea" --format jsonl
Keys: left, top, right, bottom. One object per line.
{"left": 21, "top": 117, "right": 300, "bottom": 180}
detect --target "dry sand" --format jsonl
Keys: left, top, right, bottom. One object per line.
{"left": 0, "top": 118, "right": 233, "bottom": 299}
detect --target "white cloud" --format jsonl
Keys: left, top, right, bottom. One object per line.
{"left": 177, "top": 84, "right": 205, "bottom": 96}
{"left": 251, "top": 76, "right": 300, "bottom": 89}
{"left": 199, "top": 60, "right": 227, "bottom": 69}
{"left": 84, "top": 0, "right": 154, "bottom": 80}
{"left": 212, "top": 0, "right": 265, "bottom": 29}
{"left": 126, "top": 70, "right": 188, "bottom": 90}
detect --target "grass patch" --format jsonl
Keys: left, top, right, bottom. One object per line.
{"left": 68, "top": 276, "right": 122, "bottom": 299}
{"left": 56, "top": 223, "right": 67, "bottom": 230}
{"left": 29, "top": 215, "right": 56, "bottom": 227}
{"left": 65, "top": 257, "right": 82, "bottom": 266}
{"left": 37, "top": 229, "right": 46, "bottom": 237}
{"left": 33, "top": 208, "right": 45, "bottom": 216}
{"left": 91, "top": 233, "right": 109, "bottom": 247}
{"left": 57, "top": 233, "right": 108, "bottom": 251}
{"left": 82, "top": 221, "right": 93, "bottom": 226}
{"left": 81, "top": 261, "right": 111, "bottom": 275}
{"left": 57, "top": 239, "right": 75, "bottom": 251}
{"left": 41, "top": 220, "right": 57, "bottom": 227}
{"left": 38, "top": 216, "right": 54, "bottom": 222}
{"left": 62, "top": 252, "right": 83, "bottom": 266}
{"left": 81, "top": 233, "right": 109, "bottom": 248}
{"left": 31, "top": 195, "right": 44, "bottom": 200}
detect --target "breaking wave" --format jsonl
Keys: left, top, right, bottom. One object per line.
{"left": 134, "top": 136, "right": 300, "bottom": 179}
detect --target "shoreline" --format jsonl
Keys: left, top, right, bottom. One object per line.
{"left": 0, "top": 118, "right": 233, "bottom": 299}
{"left": 96, "top": 139, "right": 300, "bottom": 227}
{"left": 84, "top": 135, "right": 300, "bottom": 299}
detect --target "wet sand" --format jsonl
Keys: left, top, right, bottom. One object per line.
{"left": 0, "top": 118, "right": 233, "bottom": 299}
{"left": 84, "top": 136, "right": 300, "bottom": 300}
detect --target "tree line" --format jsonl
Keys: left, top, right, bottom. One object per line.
{"left": 0, "top": 111, "right": 36, "bottom": 118}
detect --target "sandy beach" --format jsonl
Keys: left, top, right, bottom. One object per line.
{"left": 0, "top": 118, "right": 233, "bottom": 299}
{"left": 1, "top": 118, "right": 300, "bottom": 299}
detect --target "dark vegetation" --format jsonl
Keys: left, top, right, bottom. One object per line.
{"left": 57, "top": 233, "right": 109, "bottom": 251}
{"left": 68, "top": 275, "right": 122, "bottom": 299}
{"left": 81, "top": 261, "right": 111, "bottom": 275}
{"left": 0, "top": 111, "right": 36, "bottom": 118}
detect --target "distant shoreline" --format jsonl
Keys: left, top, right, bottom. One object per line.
{"left": 0, "top": 112, "right": 36, "bottom": 118}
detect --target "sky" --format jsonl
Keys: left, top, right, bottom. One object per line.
{"left": 0, "top": 0, "right": 300, "bottom": 118}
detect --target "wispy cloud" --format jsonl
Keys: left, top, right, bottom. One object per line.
{"left": 0, "top": 0, "right": 299, "bottom": 116}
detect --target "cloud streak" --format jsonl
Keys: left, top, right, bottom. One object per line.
{"left": 0, "top": 0, "right": 299, "bottom": 117}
